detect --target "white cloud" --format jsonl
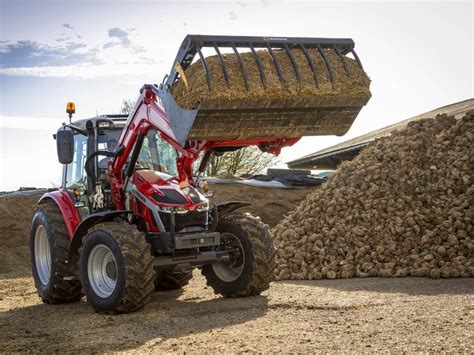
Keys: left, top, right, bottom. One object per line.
{"left": 0, "top": 26, "right": 151, "bottom": 73}
{"left": 0, "top": 62, "right": 165, "bottom": 79}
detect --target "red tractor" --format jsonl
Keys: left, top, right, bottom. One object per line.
{"left": 30, "top": 35, "right": 369, "bottom": 313}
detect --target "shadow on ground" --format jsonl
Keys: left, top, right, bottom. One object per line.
{"left": 0, "top": 284, "right": 269, "bottom": 352}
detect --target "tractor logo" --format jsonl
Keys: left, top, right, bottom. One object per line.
{"left": 263, "top": 37, "right": 287, "bottom": 41}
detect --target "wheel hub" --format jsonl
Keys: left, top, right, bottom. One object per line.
{"left": 87, "top": 244, "right": 118, "bottom": 298}
{"left": 105, "top": 261, "right": 117, "bottom": 280}
{"left": 34, "top": 224, "right": 52, "bottom": 285}
{"left": 211, "top": 232, "right": 245, "bottom": 282}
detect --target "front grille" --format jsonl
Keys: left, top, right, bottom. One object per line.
{"left": 159, "top": 210, "right": 208, "bottom": 231}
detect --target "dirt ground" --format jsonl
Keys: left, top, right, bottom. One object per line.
{"left": 1, "top": 273, "right": 472, "bottom": 352}
{"left": 0, "top": 189, "right": 472, "bottom": 352}
{"left": 0, "top": 191, "right": 45, "bottom": 277}
{"left": 209, "top": 183, "right": 318, "bottom": 227}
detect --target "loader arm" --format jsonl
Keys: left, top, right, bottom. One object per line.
{"left": 108, "top": 85, "right": 299, "bottom": 209}
{"left": 109, "top": 88, "right": 190, "bottom": 207}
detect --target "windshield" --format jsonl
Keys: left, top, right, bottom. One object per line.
{"left": 137, "top": 129, "right": 179, "bottom": 177}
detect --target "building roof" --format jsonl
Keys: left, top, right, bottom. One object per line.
{"left": 288, "top": 98, "right": 474, "bottom": 170}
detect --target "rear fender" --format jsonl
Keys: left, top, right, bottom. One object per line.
{"left": 39, "top": 188, "right": 81, "bottom": 239}
{"left": 67, "top": 210, "right": 131, "bottom": 263}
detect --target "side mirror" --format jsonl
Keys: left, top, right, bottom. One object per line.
{"left": 56, "top": 129, "right": 74, "bottom": 164}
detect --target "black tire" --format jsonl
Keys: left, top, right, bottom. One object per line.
{"left": 202, "top": 213, "right": 276, "bottom": 297}
{"left": 154, "top": 269, "right": 193, "bottom": 291}
{"left": 30, "top": 200, "right": 82, "bottom": 304}
{"left": 79, "top": 221, "right": 156, "bottom": 314}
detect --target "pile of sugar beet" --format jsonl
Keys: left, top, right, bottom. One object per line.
{"left": 274, "top": 111, "right": 473, "bottom": 280}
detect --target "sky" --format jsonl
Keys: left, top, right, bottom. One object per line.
{"left": 0, "top": 0, "right": 472, "bottom": 191}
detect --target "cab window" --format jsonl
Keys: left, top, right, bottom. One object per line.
{"left": 65, "top": 134, "right": 87, "bottom": 188}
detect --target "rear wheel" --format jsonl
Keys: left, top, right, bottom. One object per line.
{"left": 202, "top": 213, "right": 276, "bottom": 297}
{"left": 154, "top": 269, "right": 192, "bottom": 291}
{"left": 80, "top": 221, "right": 155, "bottom": 314}
{"left": 30, "top": 200, "right": 82, "bottom": 304}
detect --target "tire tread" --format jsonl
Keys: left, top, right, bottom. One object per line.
{"left": 202, "top": 212, "right": 276, "bottom": 297}
{"left": 32, "top": 200, "right": 82, "bottom": 304}
{"left": 85, "top": 221, "right": 155, "bottom": 314}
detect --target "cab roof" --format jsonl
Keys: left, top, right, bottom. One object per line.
{"left": 70, "top": 114, "right": 128, "bottom": 131}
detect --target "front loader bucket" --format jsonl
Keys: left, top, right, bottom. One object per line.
{"left": 157, "top": 35, "right": 371, "bottom": 145}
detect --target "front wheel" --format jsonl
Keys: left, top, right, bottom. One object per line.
{"left": 202, "top": 213, "right": 276, "bottom": 297}
{"left": 80, "top": 221, "right": 156, "bottom": 314}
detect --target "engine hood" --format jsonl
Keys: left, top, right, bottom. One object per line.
{"left": 132, "top": 170, "right": 207, "bottom": 207}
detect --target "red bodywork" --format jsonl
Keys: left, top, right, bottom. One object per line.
{"left": 43, "top": 87, "right": 300, "bottom": 239}
{"left": 39, "top": 189, "right": 82, "bottom": 238}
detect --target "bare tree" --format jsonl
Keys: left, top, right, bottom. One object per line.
{"left": 120, "top": 99, "right": 135, "bottom": 115}
{"left": 205, "top": 147, "right": 278, "bottom": 177}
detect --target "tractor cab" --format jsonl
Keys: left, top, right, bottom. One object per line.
{"left": 63, "top": 115, "right": 127, "bottom": 185}
{"left": 56, "top": 114, "right": 127, "bottom": 219}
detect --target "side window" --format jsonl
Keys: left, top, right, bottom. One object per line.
{"left": 97, "top": 129, "right": 121, "bottom": 170}
{"left": 65, "top": 134, "right": 87, "bottom": 188}
{"left": 97, "top": 130, "right": 120, "bottom": 152}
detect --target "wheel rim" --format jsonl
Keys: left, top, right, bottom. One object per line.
{"left": 212, "top": 233, "right": 245, "bottom": 282}
{"left": 34, "top": 224, "right": 51, "bottom": 285}
{"left": 87, "top": 244, "right": 117, "bottom": 298}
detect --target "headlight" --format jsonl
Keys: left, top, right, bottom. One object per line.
{"left": 157, "top": 205, "right": 172, "bottom": 213}
{"left": 157, "top": 205, "right": 189, "bottom": 214}
{"left": 175, "top": 207, "right": 189, "bottom": 214}
{"left": 196, "top": 202, "right": 209, "bottom": 212}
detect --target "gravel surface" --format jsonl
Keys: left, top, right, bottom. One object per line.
{"left": 1, "top": 273, "right": 472, "bottom": 352}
